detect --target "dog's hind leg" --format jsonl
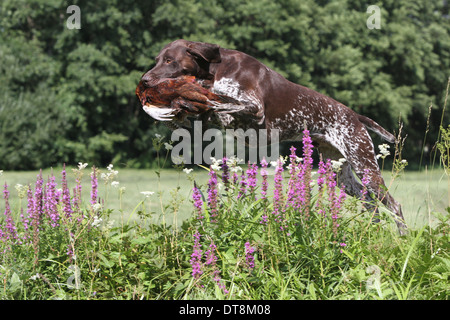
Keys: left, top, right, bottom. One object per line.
{"left": 315, "top": 127, "right": 407, "bottom": 235}
{"left": 340, "top": 129, "right": 408, "bottom": 235}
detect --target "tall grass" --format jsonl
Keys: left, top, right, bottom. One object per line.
{"left": 0, "top": 128, "right": 448, "bottom": 300}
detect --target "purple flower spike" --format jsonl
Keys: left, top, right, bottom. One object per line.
{"left": 90, "top": 166, "right": 98, "bottom": 208}
{"left": 260, "top": 157, "right": 269, "bottom": 200}
{"left": 192, "top": 184, "right": 204, "bottom": 220}
{"left": 3, "top": 183, "right": 18, "bottom": 241}
{"left": 190, "top": 231, "right": 203, "bottom": 280}
{"left": 61, "top": 165, "right": 73, "bottom": 220}
{"left": 207, "top": 167, "right": 219, "bottom": 223}
{"left": 244, "top": 242, "right": 256, "bottom": 270}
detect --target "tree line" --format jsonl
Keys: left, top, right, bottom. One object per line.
{"left": 0, "top": 0, "right": 448, "bottom": 170}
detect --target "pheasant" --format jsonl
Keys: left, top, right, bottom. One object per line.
{"left": 135, "top": 75, "right": 241, "bottom": 123}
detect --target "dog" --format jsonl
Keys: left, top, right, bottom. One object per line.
{"left": 140, "top": 39, "right": 407, "bottom": 235}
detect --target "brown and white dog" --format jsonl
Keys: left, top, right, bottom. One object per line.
{"left": 140, "top": 39, "right": 407, "bottom": 234}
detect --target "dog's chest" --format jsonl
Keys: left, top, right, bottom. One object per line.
{"left": 210, "top": 77, "right": 264, "bottom": 130}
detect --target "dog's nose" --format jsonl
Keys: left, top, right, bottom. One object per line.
{"left": 141, "top": 73, "right": 154, "bottom": 87}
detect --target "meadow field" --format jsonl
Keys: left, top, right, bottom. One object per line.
{"left": 0, "top": 131, "right": 448, "bottom": 300}
{"left": 1, "top": 165, "right": 448, "bottom": 229}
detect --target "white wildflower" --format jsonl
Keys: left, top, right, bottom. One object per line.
{"left": 92, "top": 203, "right": 102, "bottom": 213}
{"left": 377, "top": 144, "right": 391, "bottom": 159}
{"left": 210, "top": 157, "right": 222, "bottom": 171}
{"left": 155, "top": 133, "right": 162, "bottom": 139}
{"left": 102, "top": 220, "right": 115, "bottom": 232}
{"left": 230, "top": 166, "right": 242, "bottom": 173}
{"left": 102, "top": 164, "right": 119, "bottom": 184}
{"left": 183, "top": 168, "right": 193, "bottom": 175}
{"left": 210, "top": 157, "right": 223, "bottom": 164}
{"left": 111, "top": 181, "right": 120, "bottom": 188}
{"left": 0, "top": 170, "right": 3, "bottom": 176}
{"left": 15, "top": 184, "right": 29, "bottom": 199}
{"left": 30, "top": 273, "right": 40, "bottom": 281}
{"left": 78, "top": 162, "right": 88, "bottom": 170}
{"left": 226, "top": 156, "right": 243, "bottom": 172}
{"left": 331, "top": 158, "right": 347, "bottom": 173}
{"left": 226, "top": 156, "right": 243, "bottom": 167}
{"left": 141, "top": 191, "right": 155, "bottom": 198}
{"left": 271, "top": 156, "right": 286, "bottom": 168}
{"left": 164, "top": 142, "right": 173, "bottom": 150}
{"left": 92, "top": 215, "right": 103, "bottom": 228}
{"left": 172, "top": 155, "right": 185, "bottom": 165}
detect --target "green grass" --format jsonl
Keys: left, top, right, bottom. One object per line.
{"left": 1, "top": 166, "right": 447, "bottom": 228}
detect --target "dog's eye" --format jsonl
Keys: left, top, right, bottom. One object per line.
{"left": 165, "top": 58, "right": 173, "bottom": 64}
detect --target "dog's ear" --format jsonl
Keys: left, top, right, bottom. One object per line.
{"left": 186, "top": 42, "right": 221, "bottom": 63}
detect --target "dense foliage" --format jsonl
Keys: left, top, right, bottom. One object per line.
{"left": 0, "top": 0, "right": 449, "bottom": 169}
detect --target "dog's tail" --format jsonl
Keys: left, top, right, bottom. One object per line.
{"left": 358, "top": 114, "right": 395, "bottom": 143}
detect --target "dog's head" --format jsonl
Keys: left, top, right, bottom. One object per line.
{"left": 141, "top": 39, "right": 221, "bottom": 87}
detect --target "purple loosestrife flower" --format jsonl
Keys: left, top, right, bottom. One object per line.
{"left": 205, "top": 241, "right": 218, "bottom": 266}
{"left": 61, "top": 165, "right": 73, "bottom": 220}
{"left": 360, "top": 168, "right": 370, "bottom": 201}
{"left": 32, "top": 171, "right": 44, "bottom": 266}
{"left": 272, "top": 157, "right": 286, "bottom": 229}
{"left": 0, "top": 225, "right": 4, "bottom": 244}
{"left": 20, "top": 207, "right": 28, "bottom": 234}
{"left": 301, "top": 129, "right": 314, "bottom": 219}
{"left": 325, "top": 161, "right": 347, "bottom": 239}
{"left": 260, "top": 157, "right": 269, "bottom": 200}
{"left": 332, "top": 186, "right": 347, "bottom": 238}
{"left": 3, "top": 183, "right": 18, "bottom": 241}
{"left": 207, "top": 167, "right": 219, "bottom": 223}
{"left": 45, "top": 174, "right": 60, "bottom": 228}
{"left": 192, "top": 184, "right": 204, "bottom": 220}
{"left": 23, "top": 186, "right": 35, "bottom": 244}
{"left": 221, "top": 157, "right": 229, "bottom": 187}
{"left": 244, "top": 242, "right": 256, "bottom": 271}
{"left": 246, "top": 162, "right": 258, "bottom": 199}
{"left": 73, "top": 183, "right": 83, "bottom": 223}
{"left": 205, "top": 241, "right": 228, "bottom": 294}
{"left": 259, "top": 158, "right": 269, "bottom": 224}
{"left": 190, "top": 231, "right": 203, "bottom": 280}
{"left": 326, "top": 160, "right": 337, "bottom": 221}
{"left": 286, "top": 146, "right": 298, "bottom": 209}
{"left": 67, "top": 232, "right": 75, "bottom": 260}
{"left": 316, "top": 159, "right": 329, "bottom": 216}
{"left": 90, "top": 166, "right": 98, "bottom": 209}
{"left": 237, "top": 170, "right": 247, "bottom": 199}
